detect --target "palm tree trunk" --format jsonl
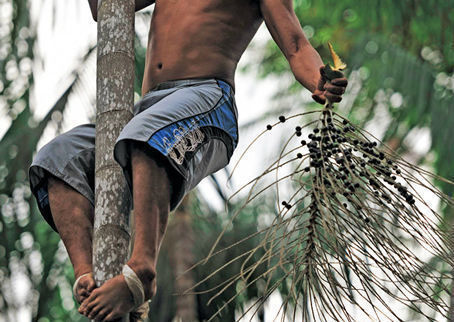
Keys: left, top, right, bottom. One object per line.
{"left": 169, "top": 195, "right": 198, "bottom": 321}
{"left": 92, "top": 0, "right": 135, "bottom": 320}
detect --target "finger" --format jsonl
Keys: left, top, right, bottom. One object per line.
{"left": 319, "top": 65, "right": 327, "bottom": 79}
{"left": 312, "top": 94, "right": 326, "bottom": 105}
{"left": 330, "top": 78, "right": 348, "bottom": 87}
{"left": 324, "top": 69, "right": 344, "bottom": 80}
{"left": 325, "top": 93, "right": 342, "bottom": 103}
{"left": 315, "top": 77, "right": 325, "bottom": 91}
{"left": 324, "top": 84, "right": 345, "bottom": 95}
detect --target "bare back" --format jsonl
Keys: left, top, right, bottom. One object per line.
{"left": 142, "top": 0, "right": 263, "bottom": 94}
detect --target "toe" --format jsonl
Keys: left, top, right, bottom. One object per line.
{"left": 104, "top": 309, "right": 121, "bottom": 322}
{"left": 87, "top": 278, "right": 96, "bottom": 292}
{"left": 87, "top": 303, "right": 104, "bottom": 320}
{"left": 81, "top": 293, "right": 100, "bottom": 316}
{"left": 78, "top": 303, "right": 86, "bottom": 315}
{"left": 80, "top": 274, "right": 97, "bottom": 293}
{"left": 75, "top": 273, "right": 97, "bottom": 304}
{"left": 78, "top": 298, "right": 88, "bottom": 314}
{"left": 77, "top": 288, "right": 90, "bottom": 303}
{"left": 94, "top": 307, "right": 110, "bottom": 322}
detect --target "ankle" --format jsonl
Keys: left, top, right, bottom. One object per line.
{"left": 74, "top": 265, "right": 92, "bottom": 279}
{"left": 126, "top": 259, "right": 157, "bottom": 299}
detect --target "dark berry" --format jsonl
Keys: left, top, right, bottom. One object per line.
{"left": 266, "top": 124, "right": 272, "bottom": 130}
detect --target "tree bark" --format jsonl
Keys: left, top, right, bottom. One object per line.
{"left": 92, "top": 0, "right": 135, "bottom": 320}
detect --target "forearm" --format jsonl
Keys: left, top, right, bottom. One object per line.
{"left": 288, "top": 44, "right": 323, "bottom": 93}
{"left": 88, "top": 0, "right": 155, "bottom": 21}
{"left": 260, "top": 0, "right": 323, "bottom": 93}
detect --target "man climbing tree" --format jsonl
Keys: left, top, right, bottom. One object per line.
{"left": 29, "top": 0, "right": 347, "bottom": 320}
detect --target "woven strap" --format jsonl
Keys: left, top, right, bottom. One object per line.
{"left": 72, "top": 272, "right": 92, "bottom": 301}
{"left": 130, "top": 302, "right": 150, "bottom": 321}
{"left": 122, "top": 264, "right": 145, "bottom": 308}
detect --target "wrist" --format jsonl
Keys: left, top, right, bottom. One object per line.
{"left": 293, "top": 69, "right": 321, "bottom": 94}
{"left": 289, "top": 55, "right": 324, "bottom": 94}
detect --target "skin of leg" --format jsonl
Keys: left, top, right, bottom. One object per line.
{"left": 47, "top": 176, "right": 96, "bottom": 303}
{"left": 80, "top": 142, "right": 172, "bottom": 321}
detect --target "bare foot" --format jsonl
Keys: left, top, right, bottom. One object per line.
{"left": 74, "top": 272, "right": 96, "bottom": 304}
{"left": 78, "top": 267, "right": 156, "bottom": 321}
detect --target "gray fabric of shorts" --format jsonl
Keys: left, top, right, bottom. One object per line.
{"left": 29, "top": 78, "right": 238, "bottom": 231}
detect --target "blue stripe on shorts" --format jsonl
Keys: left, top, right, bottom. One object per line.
{"left": 147, "top": 80, "right": 238, "bottom": 159}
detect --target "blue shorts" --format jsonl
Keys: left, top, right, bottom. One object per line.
{"left": 29, "top": 79, "right": 238, "bottom": 231}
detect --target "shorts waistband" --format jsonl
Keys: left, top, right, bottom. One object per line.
{"left": 149, "top": 78, "right": 215, "bottom": 91}
{"left": 148, "top": 78, "right": 234, "bottom": 93}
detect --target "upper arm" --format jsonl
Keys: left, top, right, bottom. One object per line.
{"left": 259, "top": 0, "right": 309, "bottom": 59}
{"left": 88, "top": 0, "right": 155, "bottom": 22}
